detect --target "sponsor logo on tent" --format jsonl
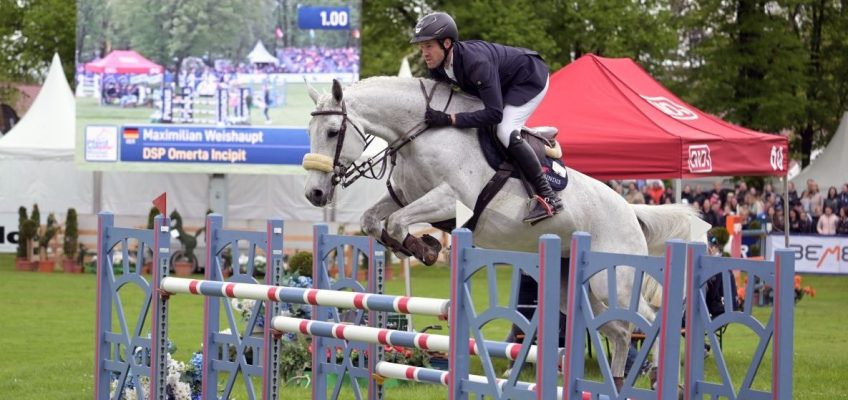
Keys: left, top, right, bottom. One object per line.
{"left": 641, "top": 95, "right": 698, "bottom": 120}
{"left": 688, "top": 144, "right": 712, "bottom": 173}
{"left": 770, "top": 145, "right": 785, "bottom": 171}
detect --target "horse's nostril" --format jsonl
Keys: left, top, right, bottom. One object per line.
{"left": 310, "top": 189, "right": 324, "bottom": 201}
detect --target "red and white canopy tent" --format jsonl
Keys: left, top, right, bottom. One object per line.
{"left": 528, "top": 54, "right": 791, "bottom": 247}
{"left": 84, "top": 50, "right": 164, "bottom": 74}
{"left": 528, "top": 54, "right": 788, "bottom": 180}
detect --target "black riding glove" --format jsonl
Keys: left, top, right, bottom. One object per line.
{"left": 425, "top": 107, "right": 452, "bottom": 127}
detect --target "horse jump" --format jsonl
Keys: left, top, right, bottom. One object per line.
{"left": 95, "top": 212, "right": 794, "bottom": 400}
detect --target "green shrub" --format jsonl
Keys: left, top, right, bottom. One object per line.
{"left": 63, "top": 208, "right": 78, "bottom": 259}
{"left": 288, "top": 251, "right": 313, "bottom": 277}
{"left": 16, "top": 206, "right": 27, "bottom": 258}
{"left": 709, "top": 227, "right": 730, "bottom": 247}
{"left": 146, "top": 206, "right": 159, "bottom": 229}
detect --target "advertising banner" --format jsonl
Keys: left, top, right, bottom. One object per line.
{"left": 767, "top": 234, "right": 848, "bottom": 274}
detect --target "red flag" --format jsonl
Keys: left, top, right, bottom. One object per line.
{"left": 152, "top": 192, "right": 167, "bottom": 216}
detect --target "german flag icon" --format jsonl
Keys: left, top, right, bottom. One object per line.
{"left": 123, "top": 127, "right": 139, "bottom": 140}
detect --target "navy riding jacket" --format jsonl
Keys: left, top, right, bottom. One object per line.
{"left": 428, "top": 40, "right": 549, "bottom": 129}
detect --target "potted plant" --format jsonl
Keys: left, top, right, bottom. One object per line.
{"left": 37, "top": 213, "right": 59, "bottom": 272}
{"left": 62, "top": 208, "right": 81, "bottom": 273}
{"left": 169, "top": 210, "right": 197, "bottom": 276}
{"left": 14, "top": 206, "right": 38, "bottom": 271}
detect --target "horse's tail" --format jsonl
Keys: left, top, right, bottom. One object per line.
{"left": 631, "top": 203, "right": 703, "bottom": 256}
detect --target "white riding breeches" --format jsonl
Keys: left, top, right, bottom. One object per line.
{"left": 496, "top": 77, "right": 550, "bottom": 147}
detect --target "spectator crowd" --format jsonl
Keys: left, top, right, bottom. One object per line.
{"left": 616, "top": 178, "right": 848, "bottom": 236}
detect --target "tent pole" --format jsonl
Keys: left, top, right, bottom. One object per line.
{"left": 93, "top": 171, "right": 102, "bottom": 213}
{"left": 784, "top": 175, "right": 789, "bottom": 247}
{"left": 674, "top": 179, "right": 682, "bottom": 203}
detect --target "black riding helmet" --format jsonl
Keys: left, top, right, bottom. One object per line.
{"left": 410, "top": 12, "right": 458, "bottom": 44}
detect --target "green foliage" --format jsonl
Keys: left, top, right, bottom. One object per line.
{"left": 288, "top": 251, "right": 313, "bottom": 277}
{"left": 278, "top": 338, "right": 311, "bottom": 384}
{"left": 169, "top": 210, "right": 197, "bottom": 262}
{"left": 63, "top": 208, "right": 78, "bottom": 259}
{"left": 147, "top": 206, "right": 160, "bottom": 229}
{"left": 709, "top": 226, "right": 730, "bottom": 247}
{"left": 16, "top": 207, "right": 27, "bottom": 258}
{"left": 37, "top": 213, "right": 58, "bottom": 260}
{"left": 0, "top": 0, "right": 75, "bottom": 84}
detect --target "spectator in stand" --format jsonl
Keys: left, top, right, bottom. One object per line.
{"left": 837, "top": 207, "right": 848, "bottom": 235}
{"left": 701, "top": 199, "right": 718, "bottom": 226}
{"left": 811, "top": 205, "right": 823, "bottom": 232}
{"left": 682, "top": 185, "right": 694, "bottom": 204}
{"left": 647, "top": 181, "right": 665, "bottom": 204}
{"left": 800, "top": 179, "right": 824, "bottom": 214}
{"left": 787, "top": 181, "right": 800, "bottom": 206}
{"left": 817, "top": 205, "right": 839, "bottom": 235}
{"left": 711, "top": 201, "right": 726, "bottom": 227}
{"left": 824, "top": 186, "right": 840, "bottom": 214}
{"left": 839, "top": 184, "right": 848, "bottom": 210}
{"left": 788, "top": 209, "right": 801, "bottom": 233}
{"left": 625, "top": 182, "right": 644, "bottom": 204}
{"left": 798, "top": 210, "right": 814, "bottom": 233}
{"left": 772, "top": 209, "right": 785, "bottom": 233}
{"left": 692, "top": 184, "right": 707, "bottom": 206}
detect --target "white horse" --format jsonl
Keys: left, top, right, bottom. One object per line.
{"left": 301, "top": 77, "right": 699, "bottom": 389}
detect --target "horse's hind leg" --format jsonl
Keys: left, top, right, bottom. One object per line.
{"left": 598, "top": 317, "right": 632, "bottom": 392}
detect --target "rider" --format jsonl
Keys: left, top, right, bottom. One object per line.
{"left": 410, "top": 12, "right": 564, "bottom": 224}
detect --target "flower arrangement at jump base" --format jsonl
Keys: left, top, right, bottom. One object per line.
{"left": 109, "top": 351, "right": 201, "bottom": 400}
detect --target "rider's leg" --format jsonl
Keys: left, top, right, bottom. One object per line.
{"left": 505, "top": 130, "right": 564, "bottom": 223}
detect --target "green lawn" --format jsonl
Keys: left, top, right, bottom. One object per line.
{"left": 1, "top": 252, "right": 847, "bottom": 399}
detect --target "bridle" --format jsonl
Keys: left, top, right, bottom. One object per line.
{"left": 305, "top": 100, "right": 372, "bottom": 185}
{"left": 302, "top": 80, "right": 453, "bottom": 196}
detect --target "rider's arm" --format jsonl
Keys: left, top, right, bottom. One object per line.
{"left": 452, "top": 61, "right": 503, "bottom": 128}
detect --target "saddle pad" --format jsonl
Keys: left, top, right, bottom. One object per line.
{"left": 477, "top": 127, "right": 568, "bottom": 192}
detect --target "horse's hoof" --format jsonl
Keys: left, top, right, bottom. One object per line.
{"left": 403, "top": 234, "right": 439, "bottom": 266}
{"left": 379, "top": 229, "right": 413, "bottom": 257}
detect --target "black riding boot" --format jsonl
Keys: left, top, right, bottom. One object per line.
{"left": 507, "top": 131, "right": 564, "bottom": 223}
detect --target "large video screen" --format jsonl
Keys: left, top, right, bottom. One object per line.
{"left": 75, "top": 0, "right": 361, "bottom": 174}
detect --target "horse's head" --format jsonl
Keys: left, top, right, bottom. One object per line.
{"left": 302, "top": 79, "right": 369, "bottom": 207}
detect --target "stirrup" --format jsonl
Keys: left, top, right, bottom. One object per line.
{"left": 523, "top": 195, "right": 555, "bottom": 224}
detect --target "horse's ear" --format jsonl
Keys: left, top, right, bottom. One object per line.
{"left": 332, "top": 79, "right": 343, "bottom": 103}
{"left": 305, "top": 79, "right": 320, "bottom": 105}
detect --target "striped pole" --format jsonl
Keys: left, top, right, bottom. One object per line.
{"left": 374, "top": 362, "right": 571, "bottom": 400}
{"left": 272, "top": 317, "right": 546, "bottom": 364}
{"left": 161, "top": 277, "right": 450, "bottom": 317}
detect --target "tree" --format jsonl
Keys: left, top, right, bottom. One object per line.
{"left": 0, "top": 0, "right": 75, "bottom": 98}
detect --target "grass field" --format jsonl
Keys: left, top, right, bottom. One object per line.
{"left": 1, "top": 252, "right": 847, "bottom": 399}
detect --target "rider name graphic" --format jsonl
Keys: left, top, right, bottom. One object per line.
{"left": 120, "top": 124, "right": 309, "bottom": 165}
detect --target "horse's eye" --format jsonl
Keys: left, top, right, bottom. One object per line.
{"left": 327, "top": 129, "right": 339, "bottom": 138}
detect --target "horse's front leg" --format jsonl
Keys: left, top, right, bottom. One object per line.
{"left": 360, "top": 192, "right": 403, "bottom": 239}
{"left": 385, "top": 183, "right": 457, "bottom": 265}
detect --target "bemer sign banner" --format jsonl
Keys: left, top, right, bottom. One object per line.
{"left": 119, "top": 124, "right": 310, "bottom": 165}
{"left": 767, "top": 234, "right": 848, "bottom": 274}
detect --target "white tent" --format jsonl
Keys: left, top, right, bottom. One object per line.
{"left": 0, "top": 54, "right": 94, "bottom": 219}
{"left": 791, "top": 112, "right": 848, "bottom": 190}
{"left": 0, "top": 53, "right": 76, "bottom": 159}
{"left": 247, "top": 41, "right": 279, "bottom": 65}
{"left": 398, "top": 57, "right": 413, "bottom": 78}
